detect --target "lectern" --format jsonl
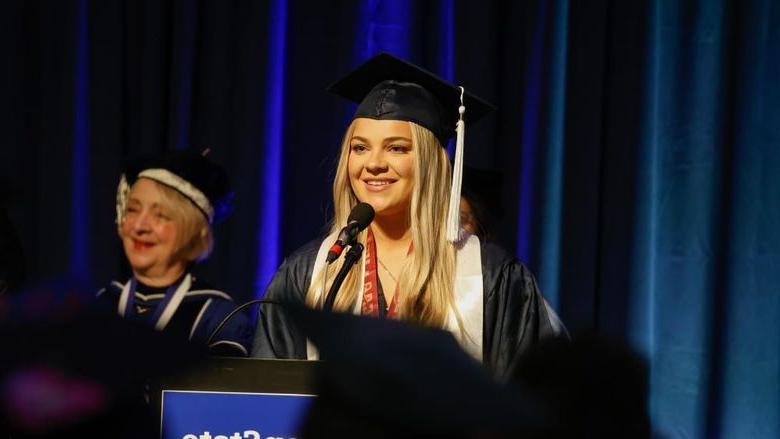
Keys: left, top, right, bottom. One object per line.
{"left": 152, "top": 358, "right": 319, "bottom": 439}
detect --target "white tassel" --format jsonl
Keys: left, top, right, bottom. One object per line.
{"left": 446, "top": 87, "right": 466, "bottom": 242}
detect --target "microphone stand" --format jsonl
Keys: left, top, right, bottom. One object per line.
{"left": 206, "top": 298, "right": 282, "bottom": 347}
{"left": 323, "top": 243, "right": 364, "bottom": 312}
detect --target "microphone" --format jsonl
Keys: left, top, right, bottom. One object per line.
{"left": 326, "top": 202, "right": 374, "bottom": 263}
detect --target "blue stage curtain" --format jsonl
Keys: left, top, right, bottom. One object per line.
{"left": 517, "top": 0, "right": 780, "bottom": 436}
{"left": 1, "top": 1, "right": 777, "bottom": 437}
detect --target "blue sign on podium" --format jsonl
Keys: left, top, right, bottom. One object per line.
{"left": 161, "top": 390, "right": 315, "bottom": 439}
{"left": 151, "top": 359, "right": 320, "bottom": 439}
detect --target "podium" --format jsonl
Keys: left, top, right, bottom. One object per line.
{"left": 151, "top": 358, "right": 320, "bottom": 439}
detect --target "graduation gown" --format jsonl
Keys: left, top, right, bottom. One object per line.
{"left": 98, "top": 274, "right": 254, "bottom": 357}
{"left": 251, "top": 236, "right": 565, "bottom": 380}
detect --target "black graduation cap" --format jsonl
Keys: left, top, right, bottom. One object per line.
{"left": 284, "top": 304, "right": 550, "bottom": 437}
{"left": 328, "top": 52, "right": 494, "bottom": 146}
{"left": 117, "top": 150, "right": 234, "bottom": 224}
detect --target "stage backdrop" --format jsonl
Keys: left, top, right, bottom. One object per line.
{"left": 1, "top": 1, "right": 778, "bottom": 437}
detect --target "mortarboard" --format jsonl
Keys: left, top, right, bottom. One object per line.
{"left": 328, "top": 53, "right": 495, "bottom": 242}
{"left": 115, "top": 150, "right": 234, "bottom": 225}
{"left": 328, "top": 53, "right": 494, "bottom": 145}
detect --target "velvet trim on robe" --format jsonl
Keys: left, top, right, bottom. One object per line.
{"left": 98, "top": 274, "right": 254, "bottom": 357}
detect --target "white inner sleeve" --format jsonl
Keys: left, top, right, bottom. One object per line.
{"left": 448, "top": 234, "right": 484, "bottom": 361}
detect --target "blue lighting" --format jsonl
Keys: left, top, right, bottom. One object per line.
{"left": 173, "top": 5, "right": 197, "bottom": 150}
{"left": 437, "top": 0, "right": 455, "bottom": 154}
{"left": 535, "top": 0, "right": 568, "bottom": 309}
{"left": 437, "top": 0, "right": 455, "bottom": 82}
{"left": 70, "top": 0, "right": 90, "bottom": 279}
{"left": 516, "top": 1, "right": 547, "bottom": 267}
{"left": 353, "top": 0, "right": 412, "bottom": 62}
{"left": 516, "top": 0, "right": 567, "bottom": 309}
{"left": 255, "top": 0, "right": 288, "bottom": 296}
{"left": 346, "top": 1, "right": 414, "bottom": 130}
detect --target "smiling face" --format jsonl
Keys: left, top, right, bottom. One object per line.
{"left": 119, "top": 178, "right": 186, "bottom": 283}
{"left": 347, "top": 118, "right": 416, "bottom": 220}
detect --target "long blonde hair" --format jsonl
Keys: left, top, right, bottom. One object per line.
{"left": 305, "top": 120, "right": 457, "bottom": 329}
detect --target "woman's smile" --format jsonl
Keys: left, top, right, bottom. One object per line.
{"left": 131, "top": 238, "right": 155, "bottom": 251}
{"left": 363, "top": 178, "right": 398, "bottom": 191}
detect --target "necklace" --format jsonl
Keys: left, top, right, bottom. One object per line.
{"left": 377, "top": 258, "right": 399, "bottom": 284}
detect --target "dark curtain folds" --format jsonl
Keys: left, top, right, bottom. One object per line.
{"left": 1, "top": 1, "right": 778, "bottom": 437}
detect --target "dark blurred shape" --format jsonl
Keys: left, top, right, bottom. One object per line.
{"left": 0, "top": 277, "right": 205, "bottom": 437}
{"left": 460, "top": 164, "right": 504, "bottom": 240}
{"left": 0, "top": 186, "right": 26, "bottom": 295}
{"left": 513, "top": 332, "right": 650, "bottom": 438}
{"left": 286, "top": 304, "right": 549, "bottom": 438}
{"left": 282, "top": 304, "right": 650, "bottom": 438}
{"left": 3, "top": 366, "right": 108, "bottom": 433}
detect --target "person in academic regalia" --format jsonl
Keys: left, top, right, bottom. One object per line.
{"left": 251, "top": 53, "right": 566, "bottom": 380}
{"left": 98, "top": 151, "right": 252, "bottom": 356}
{"left": 459, "top": 164, "right": 505, "bottom": 241}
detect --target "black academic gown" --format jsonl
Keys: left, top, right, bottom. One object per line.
{"left": 251, "top": 239, "right": 563, "bottom": 380}
{"left": 99, "top": 274, "right": 254, "bottom": 357}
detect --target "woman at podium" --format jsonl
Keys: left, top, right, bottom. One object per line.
{"left": 99, "top": 150, "right": 253, "bottom": 356}
{"left": 252, "top": 53, "right": 565, "bottom": 379}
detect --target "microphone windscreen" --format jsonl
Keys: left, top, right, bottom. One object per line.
{"left": 347, "top": 202, "right": 375, "bottom": 229}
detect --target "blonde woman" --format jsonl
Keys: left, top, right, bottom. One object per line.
{"left": 252, "top": 54, "right": 564, "bottom": 378}
{"left": 99, "top": 151, "right": 252, "bottom": 356}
